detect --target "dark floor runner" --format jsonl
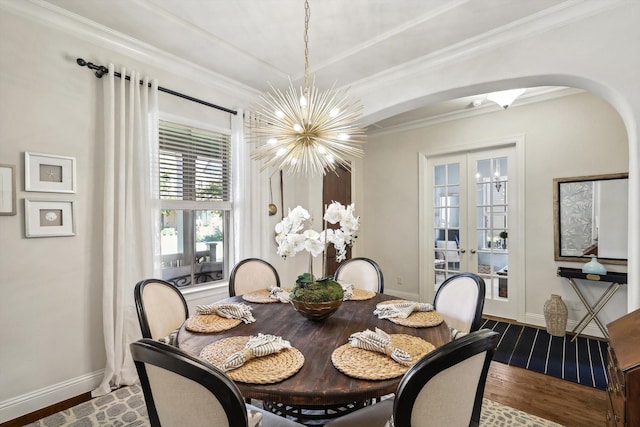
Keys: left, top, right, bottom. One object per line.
{"left": 480, "top": 319, "right": 608, "bottom": 390}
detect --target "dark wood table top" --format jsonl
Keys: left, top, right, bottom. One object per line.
{"left": 177, "top": 293, "right": 450, "bottom": 406}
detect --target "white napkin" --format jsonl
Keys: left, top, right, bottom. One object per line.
{"left": 450, "top": 328, "right": 468, "bottom": 340}
{"left": 195, "top": 302, "right": 256, "bottom": 324}
{"left": 341, "top": 283, "right": 354, "bottom": 300}
{"left": 348, "top": 328, "right": 413, "bottom": 366}
{"left": 267, "top": 286, "right": 291, "bottom": 303}
{"left": 373, "top": 301, "right": 434, "bottom": 319}
{"left": 221, "top": 333, "right": 291, "bottom": 371}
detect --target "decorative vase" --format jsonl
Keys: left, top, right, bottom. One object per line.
{"left": 544, "top": 294, "right": 568, "bottom": 337}
{"left": 582, "top": 256, "right": 607, "bottom": 275}
{"left": 290, "top": 299, "right": 343, "bottom": 321}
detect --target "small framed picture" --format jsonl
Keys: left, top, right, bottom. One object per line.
{"left": 25, "top": 199, "right": 76, "bottom": 238}
{"left": 0, "top": 164, "right": 16, "bottom": 216}
{"left": 25, "top": 152, "right": 77, "bottom": 193}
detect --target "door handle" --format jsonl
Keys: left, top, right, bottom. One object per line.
{"left": 470, "top": 249, "right": 477, "bottom": 254}
{"left": 460, "top": 249, "right": 466, "bottom": 254}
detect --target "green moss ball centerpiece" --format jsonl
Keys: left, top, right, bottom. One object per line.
{"left": 289, "top": 273, "right": 344, "bottom": 320}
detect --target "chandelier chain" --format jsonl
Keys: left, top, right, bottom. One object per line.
{"left": 304, "top": 0, "right": 310, "bottom": 96}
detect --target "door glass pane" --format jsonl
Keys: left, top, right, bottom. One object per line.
{"left": 434, "top": 162, "right": 461, "bottom": 288}
{"left": 475, "top": 156, "right": 509, "bottom": 300}
{"left": 434, "top": 165, "right": 446, "bottom": 186}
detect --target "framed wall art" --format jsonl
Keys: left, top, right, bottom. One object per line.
{"left": 0, "top": 164, "right": 16, "bottom": 215}
{"left": 25, "top": 152, "right": 76, "bottom": 193}
{"left": 25, "top": 199, "right": 76, "bottom": 238}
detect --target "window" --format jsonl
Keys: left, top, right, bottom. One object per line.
{"left": 158, "top": 119, "right": 232, "bottom": 288}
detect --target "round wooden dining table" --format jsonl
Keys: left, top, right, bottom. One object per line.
{"left": 176, "top": 293, "right": 450, "bottom": 416}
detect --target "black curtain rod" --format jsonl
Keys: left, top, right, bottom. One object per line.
{"left": 76, "top": 58, "right": 237, "bottom": 115}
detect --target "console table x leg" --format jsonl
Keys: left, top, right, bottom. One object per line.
{"left": 567, "top": 278, "right": 620, "bottom": 341}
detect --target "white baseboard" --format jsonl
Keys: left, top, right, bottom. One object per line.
{"left": 0, "top": 370, "right": 104, "bottom": 423}
{"left": 383, "top": 288, "right": 419, "bottom": 301}
{"left": 523, "top": 312, "right": 605, "bottom": 339}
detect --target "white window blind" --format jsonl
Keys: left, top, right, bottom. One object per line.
{"left": 159, "top": 120, "right": 231, "bottom": 203}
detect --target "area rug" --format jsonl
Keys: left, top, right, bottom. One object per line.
{"left": 481, "top": 319, "right": 608, "bottom": 390}
{"left": 24, "top": 384, "right": 563, "bottom": 427}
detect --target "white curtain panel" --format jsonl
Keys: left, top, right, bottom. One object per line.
{"left": 93, "top": 64, "right": 159, "bottom": 397}
{"left": 237, "top": 111, "right": 271, "bottom": 261}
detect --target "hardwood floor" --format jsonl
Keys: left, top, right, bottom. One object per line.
{"left": 485, "top": 360, "right": 608, "bottom": 427}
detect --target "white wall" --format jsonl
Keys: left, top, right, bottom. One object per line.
{"left": 0, "top": 4, "right": 254, "bottom": 422}
{"left": 361, "top": 92, "right": 628, "bottom": 329}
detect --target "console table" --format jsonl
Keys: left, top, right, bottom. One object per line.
{"left": 556, "top": 267, "right": 627, "bottom": 340}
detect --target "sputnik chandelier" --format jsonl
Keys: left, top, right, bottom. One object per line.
{"left": 250, "top": 0, "right": 365, "bottom": 176}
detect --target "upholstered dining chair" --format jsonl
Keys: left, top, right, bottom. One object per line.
{"left": 134, "top": 279, "right": 189, "bottom": 343}
{"left": 434, "top": 273, "right": 486, "bottom": 335}
{"left": 325, "top": 329, "right": 500, "bottom": 427}
{"left": 229, "top": 258, "right": 281, "bottom": 297}
{"left": 130, "top": 339, "right": 305, "bottom": 427}
{"left": 333, "top": 257, "right": 384, "bottom": 293}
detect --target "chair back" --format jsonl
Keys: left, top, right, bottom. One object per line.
{"left": 134, "top": 279, "right": 189, "bottom": 340}
{"left": 334, "top": 257, "right": 384, "bottom": 293}
{"left": 434, "top": 273, "right": 485, "bottom": 333}
{"left": 393, "top": 329, "right": 499, "bottom": 427}
{"left": 229, "top": 258, "right": 280, "bottom": 297}
{"left": 130, "top": 338, "right": 248, "bottom": 427}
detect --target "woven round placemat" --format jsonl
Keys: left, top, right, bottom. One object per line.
{"left": 331, "top": 334, "right": 435, "bottom": 380}
{"left": 184, "top": 314, "right": 242, "bottom": 333}
{"left": 242, "top": 289, "right": 279, "bottom": 303}
{"left": 349, "top": 289, "right": 377, "bottom": 301}
{"left": 200, "top": 336, "right": 304, "bottom": 384}
{"left": 242, "top": 288, "right": 291, "bottom": 304}
{"left": 377, "top": 300, "right": 444, "bottom": 328}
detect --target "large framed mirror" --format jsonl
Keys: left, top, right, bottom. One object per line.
{"left": 553, "top": 172, "right": 628, "bottom": 265}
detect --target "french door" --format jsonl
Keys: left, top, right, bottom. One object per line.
{"left": 424, "top": 144, "right": 520, "bottom": 320}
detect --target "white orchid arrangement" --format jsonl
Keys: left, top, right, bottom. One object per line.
{"left": 275, "top": 201, "right": 359, "bottom": 264}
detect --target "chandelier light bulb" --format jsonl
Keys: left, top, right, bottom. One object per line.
{"left": 267, "top": 138, "right": 278, "bottom": 145}
{"left": 330, "top": 108, "right": 340, "bottom": 118}
{"left": 293, "top": 123, "right": 303, "bottom": 133}
{"left": 299, "top": 95, "right": 307, "bottom": 107}
{"left": 275, "top": 110, "right": 285, "bottom": 119}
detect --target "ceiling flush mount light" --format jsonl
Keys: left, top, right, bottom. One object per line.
{"left": 250, "top": 0, "right": 365, "bottom": 176}
{"left": 486, "top": 88, "right": 526, "bottom": 109}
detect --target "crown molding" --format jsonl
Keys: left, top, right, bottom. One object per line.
{"left": 1, "top": 0, "right": 260, "bottom": 105}
{"left": 367, "top": 87, "right": 584, "bottom": 136}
